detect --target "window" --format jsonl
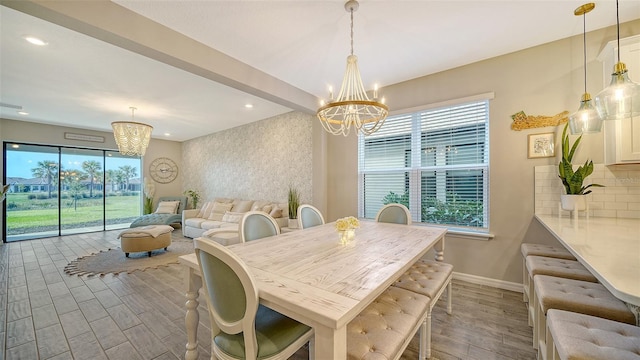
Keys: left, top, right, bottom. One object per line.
{"left": 358, "top": 95, "right": 491, "bottom": 231}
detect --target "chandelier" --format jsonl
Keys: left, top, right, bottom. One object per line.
{"left": 111, "top": 107, "right": 153, "bottom": 156}
{"left": 594, "top": 0, "right": 640, "bottom": 120}
{"left": 317, "top": 0, "right": 388, "bottom": 136}
{"left": 568, "top": 3, "right": 602, "bottom": 135}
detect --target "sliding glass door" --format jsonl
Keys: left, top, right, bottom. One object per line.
{"left": 3, "top": 142, "right": 142, "bottom": 242}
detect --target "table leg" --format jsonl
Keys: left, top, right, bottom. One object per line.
{"left": 313, "top": 325, "right": 347, "bottom": 360}
{"left": 434, "top": 236, "right": 445, "bottom": 262}
{"left": 184, "top": 267, "right": 202, "bottom": 360}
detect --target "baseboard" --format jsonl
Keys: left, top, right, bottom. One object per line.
{"left": 453, "top": 272, "right": 523, "bottom": 293}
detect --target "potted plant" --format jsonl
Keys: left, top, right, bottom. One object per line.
{"left": 1, "top": 184, "right": 9, "bottom": 202}
{"left": 143, "top": 177, "right": 155, "bottom": 214}
{"left": 558, "top": 123, "right": 603, "bottom": 211}
{"left": 288, "top": 186, "right": 300, "bottom": 229}
{"left": 184, "top": 189, "right": 200, "bottom": 209}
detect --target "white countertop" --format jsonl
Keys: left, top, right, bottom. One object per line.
{"left": 535, "top": 214, "right": 640, "bottom": 306}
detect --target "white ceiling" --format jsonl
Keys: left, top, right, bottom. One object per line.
{"left": 1, "top": 1, "right": 639, "bottom": 142}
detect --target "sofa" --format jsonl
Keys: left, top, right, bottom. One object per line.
{"left": 182, "top": 198, "right": 289, "bottom": 239}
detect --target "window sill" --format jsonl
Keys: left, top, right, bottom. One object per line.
{"left": 447, "top": 229, "right": 494, "bottom": 241}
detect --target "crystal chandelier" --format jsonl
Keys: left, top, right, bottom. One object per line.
{"left": 594, "top": 0, "right": 640, "bottom": 120}
{"left": 568, "top": 3, "right": 602, "bottom": 135}
{"left": 317, "top": 0, "right": 388, "bottom": 136}
{"left": 111, "top": 107, "right": 153, "bottom": 156}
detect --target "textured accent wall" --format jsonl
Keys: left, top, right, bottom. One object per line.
{"left": 181, "top": 111, "right": 314, "bottom": 206}
{"left": 535, "top": 164, "right": 640, "bottom": 218}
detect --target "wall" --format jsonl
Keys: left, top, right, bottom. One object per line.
{"left": 0, "top": 118, "right": 183, "bottom": 237}
{"left": 324, "top": 20, "right": 640, "bottom": 287}
{"left": 181, "top": 111, "right": 314, "bottom": 209}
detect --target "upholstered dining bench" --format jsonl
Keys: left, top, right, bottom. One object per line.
{"left": 347, "top": 286, "right": 431, "bottom": 360}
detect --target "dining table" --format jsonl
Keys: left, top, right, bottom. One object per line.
{"left": 179, "top": 220, "right": 447, "bottom": 360}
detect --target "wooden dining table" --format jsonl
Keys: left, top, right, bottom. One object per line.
{"left": 179, "top": 220, "right": 447, "bottom": 360}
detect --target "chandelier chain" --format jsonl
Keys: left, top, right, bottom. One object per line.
{"left": 582, "top": 11, "right": 587, "bottom": 94}
{"left": 350, "top": 8, "right": 354, "bottom": 56}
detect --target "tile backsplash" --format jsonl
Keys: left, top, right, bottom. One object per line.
{"left": 535, "top": 164, "right": 640, "bottom": 219}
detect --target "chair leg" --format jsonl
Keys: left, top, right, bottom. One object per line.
{"left": 148, "top": 251, "right": 152, "bottom": 257}
{"left": 523, "top": 257, "right": 528, "bottom": 303}
{"left": 446, "top": 280, "right": 452, "bottom": 315}
{"left": 125, "top": 253, "right": 129, "bottom": 258}
{"left": 419, "top": 318, "right": 427, "bottom": 360}
{"left": 425, "top": 312, "right": 432, "bottom": 359}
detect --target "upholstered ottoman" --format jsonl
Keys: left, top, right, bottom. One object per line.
{"left": 546, "top": 309, "right": 640, "bottom": 360}
{"left": 521, "top": 243, "right": 576, "bottom": 303}
{"left": 118, "top": 225, "right": 173, "bottom": 257}
{"left": 533, "top": 275, "right": 635, "bottom": 357}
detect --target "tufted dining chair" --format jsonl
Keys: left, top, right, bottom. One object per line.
{"left": 297, "top": 204, "right": 325, "bottom": 229}
{"left": 375, "top": 203, "right": 412, "bottom": 225}
{"left": 239, "top": 211, "right": 281, "bottom": 242}
{"left": 377, "top": 202, "right": 453, "bottom": 359}
{"left": 194, "top": 238, "right": 313, "bottom": 360}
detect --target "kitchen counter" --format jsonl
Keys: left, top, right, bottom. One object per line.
{"left": 535, "top": 214, "right": 640, "bottom": 309}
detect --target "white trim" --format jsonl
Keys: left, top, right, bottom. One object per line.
{"left": 453, "top": 272, "right": 523, "bottom": 293}
{"left": 389, "top": 92, "right": 496, "bottom": 116}
{"left": 446, "top": 229, "right": 495, "bottom": 241}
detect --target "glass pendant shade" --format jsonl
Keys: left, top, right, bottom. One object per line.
{"left": 569, "top": 93, "right": 602, "bottom": 134}
{"left": 595, "top": 63, "right": 640, "bottom": 120}
{"left": 112, "top": 107, "right": 153, "bottom": 156}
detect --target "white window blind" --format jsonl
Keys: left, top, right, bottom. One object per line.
{"left": 358, "top": 98, "right": 490, "bottom": 231}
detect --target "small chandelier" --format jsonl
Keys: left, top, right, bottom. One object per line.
{"left": 111, "top": 107, "right": 153, "bottom": 156}
{"left": 594, "top": 0, "right": 640, "bottom": 120}
{"left": 317, "top": 0, "right": 388, "bottom": 136}
{"left": 568, "top": 3, "right": 602, "bottom": 135}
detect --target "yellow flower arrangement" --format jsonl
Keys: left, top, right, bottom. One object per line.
{"left": 336, "top": 216, "right": 360, "bottom": 231}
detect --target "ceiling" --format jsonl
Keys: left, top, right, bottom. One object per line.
{"left": 1, "top": 1, "right": 639, "bottom": 142}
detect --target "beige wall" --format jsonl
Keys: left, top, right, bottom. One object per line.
{"left": 324, "top": 20, "right": 640, "bottom": 286}
{"left": 0, "top": 118, "right": 182, "bottom": 234}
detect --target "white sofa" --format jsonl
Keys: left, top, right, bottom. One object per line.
{"left": 182, "top": 198, "right": 289, "bottom": 240}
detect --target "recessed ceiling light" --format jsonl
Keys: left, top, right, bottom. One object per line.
{"left": 24, "top": 36, "right": 48, "bottom": 46}
{"left": 11, "top": 144, "right": 19, "bottom": 149}
{"left": 17, "top": 111, "right": 29, "bottom": 115}
{"left": 164, "top": 132, "right": 171, "bottom": 137}
{"left": 245, "top": 104, "right": 253, "bottom": 109}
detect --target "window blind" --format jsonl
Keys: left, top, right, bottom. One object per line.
{"left": 358, "top": 99, "right": 490, "bottom": 230}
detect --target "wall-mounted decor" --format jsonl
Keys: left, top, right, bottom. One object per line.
{"left": 64, "top": 132, "right": 105, "bottom": 143}
{"left": 511, "top": 110, "right": 568, "bottom": 131}
{"left": 528, "top": 132, "right": 555, "bottom": 158}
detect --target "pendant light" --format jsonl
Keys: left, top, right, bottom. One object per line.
{"left": 316, "top": 0, "right": 388, "bottom": 136}
{"left": 594, "top": 0, "right": 640, "bottom": 120}
{"left": 111, "top": 107, "right": 153, "bottom": 157}
{"left": 568, "top": 3, "right": 602, "bottom": 135}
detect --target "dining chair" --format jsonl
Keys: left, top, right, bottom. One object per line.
{"left": 297, "top": 204, "right": 325, "bottom": 229}
{"left": 375, "top": 203, "right": 412, "bottom": 225}
{"left": 377, "top": 203, "right": 453, "bottom": 359}
{"left": 240, "top": 211, "right": 281, "bottom": 242}
{"left": 194, "top": 238, "right": 314, "bottom": 360}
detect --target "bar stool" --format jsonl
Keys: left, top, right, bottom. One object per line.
{"left": 533, "top": 275, "right": 635, "bottom": 358}
{"left": 393, "top": 260, "right": 453, "bottom": 359}
{"left": 546, "top": 309, "right": 640, "bottom": 360}
{"left": 521, "top": 243, "right": 576, "bottom": 303}
{"left": 525, "top": 255, "right": 597, "bottom": 326}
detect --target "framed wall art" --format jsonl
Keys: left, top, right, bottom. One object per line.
{"left": 528, "top": 132, "right": 555, "bottom": 158}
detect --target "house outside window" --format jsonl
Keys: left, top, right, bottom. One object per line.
{"left": 358, "top": 96, "right": 491, "bottom": 232}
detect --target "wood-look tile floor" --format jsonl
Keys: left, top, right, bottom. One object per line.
{"left": 1, "top": 230, "right": 536, "bottom": 360}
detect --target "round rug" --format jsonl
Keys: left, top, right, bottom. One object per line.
{"left": 64, "top": 239, "right": 194, "bottom": 276}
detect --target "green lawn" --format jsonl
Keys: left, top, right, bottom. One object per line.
{"left": 5, "top": 192, "right": 141, "bottom": 235}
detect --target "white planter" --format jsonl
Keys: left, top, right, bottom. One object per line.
{"left": 288, "top": 218, "right": 299, "bottom": 229}
{"left": 560, "top": 195, "right": 587, "bottom": 211}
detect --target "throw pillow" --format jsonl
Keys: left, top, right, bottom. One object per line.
{"left": 261, "top": 205, "right": 273, "bottom": 214}
{"left": 196, "top": 202, "right": 212, "bottom": 218}
{"left": 269, "top": 207, "right": 283, "bottom": 218}
{"left": 232, "top": 200, "right": 254, "bottom": 213}
{"left": 208, "top": 202, "right": 234, "bottom": 221}
{"left": 221, "top": 211, "right": 244, "bottom": 223}
{"left": 155, "top": 201, "right": 180, "bottom": 214}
